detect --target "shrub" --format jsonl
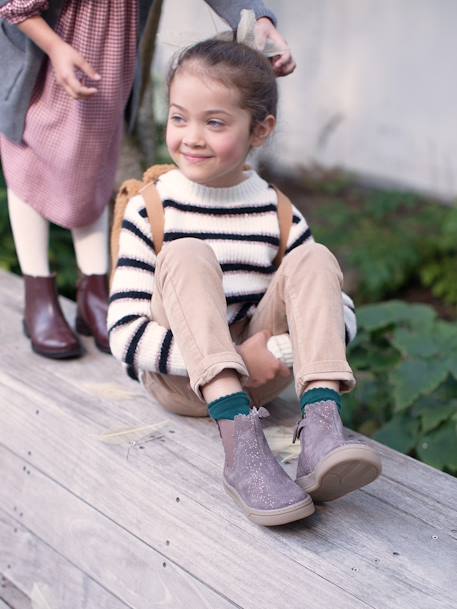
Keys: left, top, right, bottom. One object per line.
{"left": 344, "top": 300, "right": 457, "bottom": 474}
{"left": 310, "top": 185, "right": 452, "bottom": 305}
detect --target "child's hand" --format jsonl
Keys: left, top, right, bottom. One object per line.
{"left": 236, "top": 330, "right": 291, "bottom": 388}
{"left": 16, "top": 15, "right": 99, "bottom": 100}
{"left": 48, "top": 41, "right": 100, "bottom": 100}
{"left": 255, "top": 18, "right": 296, "bottom": 77}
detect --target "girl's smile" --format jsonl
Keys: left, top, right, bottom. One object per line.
{"left": 166, "top": 70, "right": 258, "bottom": 188}
{"left": 181, "top": 152, "right": 214, "bottom": 164}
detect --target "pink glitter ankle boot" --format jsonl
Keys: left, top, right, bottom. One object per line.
{"left": 295, "top": 401, "right": 382, "bottom": 502}
{"left": 223, "top": 408, "right": 314, "bottom": 526}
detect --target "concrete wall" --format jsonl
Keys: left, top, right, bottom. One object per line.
{"left": 155, "top": 0, "right": 457, "bottom": 200}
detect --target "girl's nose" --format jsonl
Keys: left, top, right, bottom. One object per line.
{"left": 183, "top": 125, "right": 204, "bottom": 148}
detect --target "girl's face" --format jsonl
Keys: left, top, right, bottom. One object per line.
{"left": 166, "top": 69, "right": 270, "bottom": 188}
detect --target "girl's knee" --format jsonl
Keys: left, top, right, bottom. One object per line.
{"left": 156, "top": 238, "right": 217, "bottom": 274}
{"left": 159, "top": 238, "right": 214, "bottom": 263}
{"left": 284, "top": 242, "right": 341, "bottom": 273}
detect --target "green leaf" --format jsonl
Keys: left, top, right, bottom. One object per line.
{"left": 420, "top": 400, "right": 457, "bottom": 433}
{"left": 446, "top": 355, "right": 457, "bottom": 380}
{"left": 349, "top": 345, "right": 401, "bottom": 373}
{"left": 390, "top": 327, "right": 442, "bottom": 359}
{"left": 390, "top": 359, "right": 449, "bottom": 411}
{"left": 374, "top": 415, "right": 419, "bottom": 453}
{"left": 357, "top": 301, "right": 436, "bottom": 332}
{"left": 416, "top": 424, "right": 457, "bottom": 470}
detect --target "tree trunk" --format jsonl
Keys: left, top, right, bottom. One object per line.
{"left": 117, "top": 0, "right": 164, "bottom": 186}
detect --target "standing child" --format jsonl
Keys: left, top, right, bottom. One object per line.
{"left": 108, "top": 38, "right": 382, "bottom": 526}
{"left": 0, "top": 0, "right": 289, "bottom": 359}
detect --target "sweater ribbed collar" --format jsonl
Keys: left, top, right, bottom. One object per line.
{"left": 158, "top": 169, "right": 269, "bottom": 205}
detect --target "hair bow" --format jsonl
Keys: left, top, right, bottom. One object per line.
{"left": 158, "top": 9, "right": 288, "bottom": 58}
{"left": 236, "top": 9, "right": 287, "bottom": 58}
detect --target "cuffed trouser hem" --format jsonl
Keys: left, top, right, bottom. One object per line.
{"left": 190, "top": 352, "right": 249, "bottom": 400}
{"left": 296, "top": 360, "right": 356, "bottom": 396}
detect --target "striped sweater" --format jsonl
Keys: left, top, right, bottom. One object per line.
{"left": 108, "top": 169, "right": 356, "bottom": 380}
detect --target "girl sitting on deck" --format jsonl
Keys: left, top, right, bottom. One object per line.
{"left": 108, "top": 36, "right": 382, "bottom": 526}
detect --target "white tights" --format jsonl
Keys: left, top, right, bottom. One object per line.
{"left": 7, "top": 188, "right": 109, "bottom": 276}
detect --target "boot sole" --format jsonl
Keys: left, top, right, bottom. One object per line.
{"left": 296, "top": 444, "right": 382, "bottom": 502}
{"left": 75, "top": 316, "right": 111, "bottom": 354}
{"left": 23, "top": 320, "right": 82, "bottom": 360}
{"left": 223, "top": 479, "right": 315, "bottom": 526}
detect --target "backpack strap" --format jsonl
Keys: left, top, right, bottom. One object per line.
{"left": 272, "top": 186, "right": 293, "bottom": 268}
{"left": 110, "top": 178, "right": 143, "bottom": 286}
{"left": 140, "top": 181, "right": 165, "bottom": 254}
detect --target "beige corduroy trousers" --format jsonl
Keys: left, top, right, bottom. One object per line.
{"left": 142, "top": 238, "right": 355, "bottom": 417}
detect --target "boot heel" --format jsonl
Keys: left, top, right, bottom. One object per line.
{"left": 75, "top": 314, "right": 92, "bottom": 336}
{"left": 23, "top": 319, "right": 30, "bottom": 338}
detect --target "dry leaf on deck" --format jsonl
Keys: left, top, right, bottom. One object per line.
{"left": 96, "top": 420, "right": 173, "bottom": 445}
{"left": 82, "top": 382, "right": 142, "bottom": 400}
{"left": 31, "top": 583, "right": 57, "bottom": 609}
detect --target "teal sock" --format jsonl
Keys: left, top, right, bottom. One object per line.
{"left": 300, "top": 387, "right": 342, "bottom": 416}
{"left": 208, "top": 391, "right": 251, "bottom": 421}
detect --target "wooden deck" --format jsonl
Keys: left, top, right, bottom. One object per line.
{"left": 1, "top": 269, "right": 456, "bottom": 609}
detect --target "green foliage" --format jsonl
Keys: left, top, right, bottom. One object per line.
{"left": 419, "top": 207, "right": 457, "bottom": 305}
{"left": 311, "top": 186, "right": 457, "bottom": 306}
{"left": 344, "top": 301, "right": 457, "bottom": 475}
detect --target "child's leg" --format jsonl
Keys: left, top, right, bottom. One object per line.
{"left": 71, "top": 207, "right": 109, "bottom": 275}
{"left": 247, "top": 241, "right": 381, "bottom": 500}
{"left": 151, "top": 237, "right": 248, "bottom": 397}
{"left": 247, "top": 241, "right": 355, "bottom": 396}
{"left": 71, "top": 208, "right": 110, "bottom": 353}
{"left": 7, "top": 189, "right": 81, "bottom": 358}
{"left": 147, "top": 237, "right": 313, "bottom": 525}
{"left": 7, "top": 188, "right": 50, "bottom": 276}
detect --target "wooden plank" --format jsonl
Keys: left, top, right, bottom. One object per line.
{"left": 0, "top": 452, "right": 240, "bottom": 609}
{"left": 0, "top": 510, "right": 132, "bottom": 609}
{"left": 0, "top": 574, "right": 31, "bottom": 609}
{"left": 1, "top": 368, "right": 456, "bottom": 609}
{"left": 0, "top": 384, "right": 373, "bottom": 609}
{"left": 2, "top": 269, "right": 457, "bottom": 609}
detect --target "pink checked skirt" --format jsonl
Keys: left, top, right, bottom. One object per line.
{"left": 0, "top": 0, "right": 138, "bottom": 228}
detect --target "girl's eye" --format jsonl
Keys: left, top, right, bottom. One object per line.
{"left": 170, "top": 114, "right": 185, "bottom": 125}
{"left": 207, "top": 119, "right": 224, "bottom": 129}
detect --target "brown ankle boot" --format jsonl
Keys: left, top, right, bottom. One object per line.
{"left": 75, "top": 274, "right": 110, "bottom": 353}
{"left": 23, "top": 275, "right": 82, "bottom": 359}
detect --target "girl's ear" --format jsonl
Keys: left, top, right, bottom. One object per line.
{"left": 250, "top": 115, "right": 276, "bottom": 148}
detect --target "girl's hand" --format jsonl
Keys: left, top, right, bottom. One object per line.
{"left": 236, "top": 330, "right": 291, "bottom": 388}
{"left": 255, "top": 18, "right": 296, "bottom": 77}
{"left": 48, "top": 40, "right": 100, "bottom": 100}
{"left": 17, "top": 16, "right": 100, "bottom": 100}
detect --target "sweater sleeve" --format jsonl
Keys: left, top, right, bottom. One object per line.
{"left": 0, "top": 1, "right": 49, "bottom": 24}
{"left": 203, "top": 0, "right": 276, "bottom": 30}
{"left": 108, "top": 194, "right": 188, "bottom": 380}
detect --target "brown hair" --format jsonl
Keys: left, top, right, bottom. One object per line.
{"left": 167, "top": 38, "right": 278, "bottom": 130}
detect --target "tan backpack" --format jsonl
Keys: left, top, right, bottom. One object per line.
{"left": 111, "top": 164, "right": 293, "bottom": 278}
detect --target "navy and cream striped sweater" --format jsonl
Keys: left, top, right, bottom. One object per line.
{"left": 108, "top": 169, "right": 356, "bottom": 379}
